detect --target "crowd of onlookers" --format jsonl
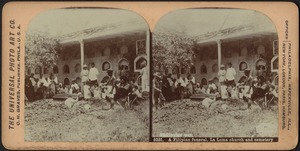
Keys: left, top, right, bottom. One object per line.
{"left": 25, "top": 62, "right": 148, "bottom": 110}
{"left": 153, "top": 63, "right": 278, "bottom": 110}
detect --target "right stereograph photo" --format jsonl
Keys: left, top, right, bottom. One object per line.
{"left": 151, "top": 8, "right": 279, "bottom": 139}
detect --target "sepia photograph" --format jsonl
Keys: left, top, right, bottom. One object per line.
{"left": 24, "top": 8, "right": 150, "bottom": 142}
{"left": 152, "top": 8, "right": 279, "bottom": 139}
{"left": 2, "top": 1, "right": 298, "bottom": 150}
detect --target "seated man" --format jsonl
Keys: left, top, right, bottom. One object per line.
{"left": 70, "top": 80, "right": 80, "bottom": 94}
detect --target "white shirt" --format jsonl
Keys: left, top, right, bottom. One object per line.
{"left": 88, "top": 67, "right": 99, "bottom": 81}
{"left": 226, "top": 67, "right": 236, "bottom": 81}
{"left": 38, "top": 77, "right": 49, "bottom": 87}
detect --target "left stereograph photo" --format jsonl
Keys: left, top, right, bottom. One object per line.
{"left": 24, "top": 8, "right": 150, "bottom": 142}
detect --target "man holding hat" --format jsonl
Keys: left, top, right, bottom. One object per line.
{"left": 101, "top": 69, "right": 116, "bottom": 109}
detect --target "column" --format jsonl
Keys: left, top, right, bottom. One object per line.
{"left": 217, "top": 40, "right": 222, "bottom": 70}
{"left": 145, "top": 30, "right": 150, "bottom": 92}
{"left": 79, "top": 39, "right": 84, "bottom": 71}
{"left": 216, "top": 40, "right": 222, "bottom": 93}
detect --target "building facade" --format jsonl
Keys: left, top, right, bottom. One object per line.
{"left": 160, "top": 24, "right": 278, "bottom": 87}
{"left": 27, "top": 20, "right": 150, "bottom": 91}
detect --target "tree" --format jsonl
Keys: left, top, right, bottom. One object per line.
{"left": 152, "top": 31, "right": 197, "bottom": 73}
{"left": 25, "top": 32, "right": 60, "bottom": 70}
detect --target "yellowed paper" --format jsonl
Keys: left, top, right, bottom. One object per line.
{"left": 2, "top": 2, "right": 298, "bottom": 150}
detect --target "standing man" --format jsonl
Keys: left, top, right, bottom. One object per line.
{"left": 81, "top": 64, "right": 89, "bottom": 85}
{"left": 225, "top": 63, "right": 236, "bottom": 86}
{"left": 88, "top": 63, "right": 99, "bottom": 87}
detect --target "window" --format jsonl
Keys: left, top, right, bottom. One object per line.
{"left": 256, "top": 59, "right": 266, "bottom": 70}
{"left": 239, "top": 61, "right": 248, "bottom": 71}
{"left": 63, "top": 65, "right": 70, "bottom": 74}
{"left": 190, "top": 65, "right": 196, "bottom": 74}
{"left": 201, "top": 78, "right": 208, "bottom": 85}
{"left": 240, "top": 47, "right": 248, "bottom": 56}
{"left": 35, "top": 66, "right": 41, "bottom": 74}
{"left": 212, "top": 64, "right": 218, "bottom": 73}
{"left": 64, "top": 78, "right": 70, "bottom": 85}
{"left": 257, "top": 44, "right": 265, "bottom": 55}
{"left": 119, "top": 59, "right": 129, "bottom": 70}
{"left": 75, "top": 64, "right": 81, "bottom": 73}
{"left": 53, "top": 66, "right": 59, "bottom": 74}
{"left": 200, "top": 65, "right": 207, "bottom": 74}
{"left": 102, "top": 61, "right": 111, "bottom": 71}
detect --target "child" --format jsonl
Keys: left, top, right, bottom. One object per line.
{"left": 83, "top": 82, "right": 91, "bottom": 101}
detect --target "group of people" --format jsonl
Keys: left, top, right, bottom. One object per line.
{"left": 25, "top": 62, "right": 147, "bottom": 110}
{"left": 78, "top": 63, "right": 145, "bottom": 110}
{"left": 25, "top": 72, "right": 58, "bottom": 101}
{"left": 153, "top": 63, "right": 278, "bottom": 110}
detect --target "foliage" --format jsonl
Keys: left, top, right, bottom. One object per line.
{"left": 25, "top": 32, "right": 60, "bottom": 69}
{"left": 152, "top": 31, "right": 196, "bottom": 71}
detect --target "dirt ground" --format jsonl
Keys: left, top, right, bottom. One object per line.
{"left": 25, "top": 98, "right": 149, "bottom": 142}
{"left": 152, "top": 99, "right": 278, "bottom": 137}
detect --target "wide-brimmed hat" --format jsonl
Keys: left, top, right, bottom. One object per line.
{"left": 220, "top": 64, "right": 225, "bottom": 68}
{"left": 83, "top": 64, "right": 88, "bottom": 68}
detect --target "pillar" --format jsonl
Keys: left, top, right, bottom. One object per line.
{"left": 217, "top": 40, "right": 222, "bottom": 70}
{"left": 145, "top": 30, "right": 150, "bottom": 92}
{"left": 216, "top": 40, "right": 222, "bottom": 93}
{"left": 79, "top": 39, "right": 84, "bottom": 71}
